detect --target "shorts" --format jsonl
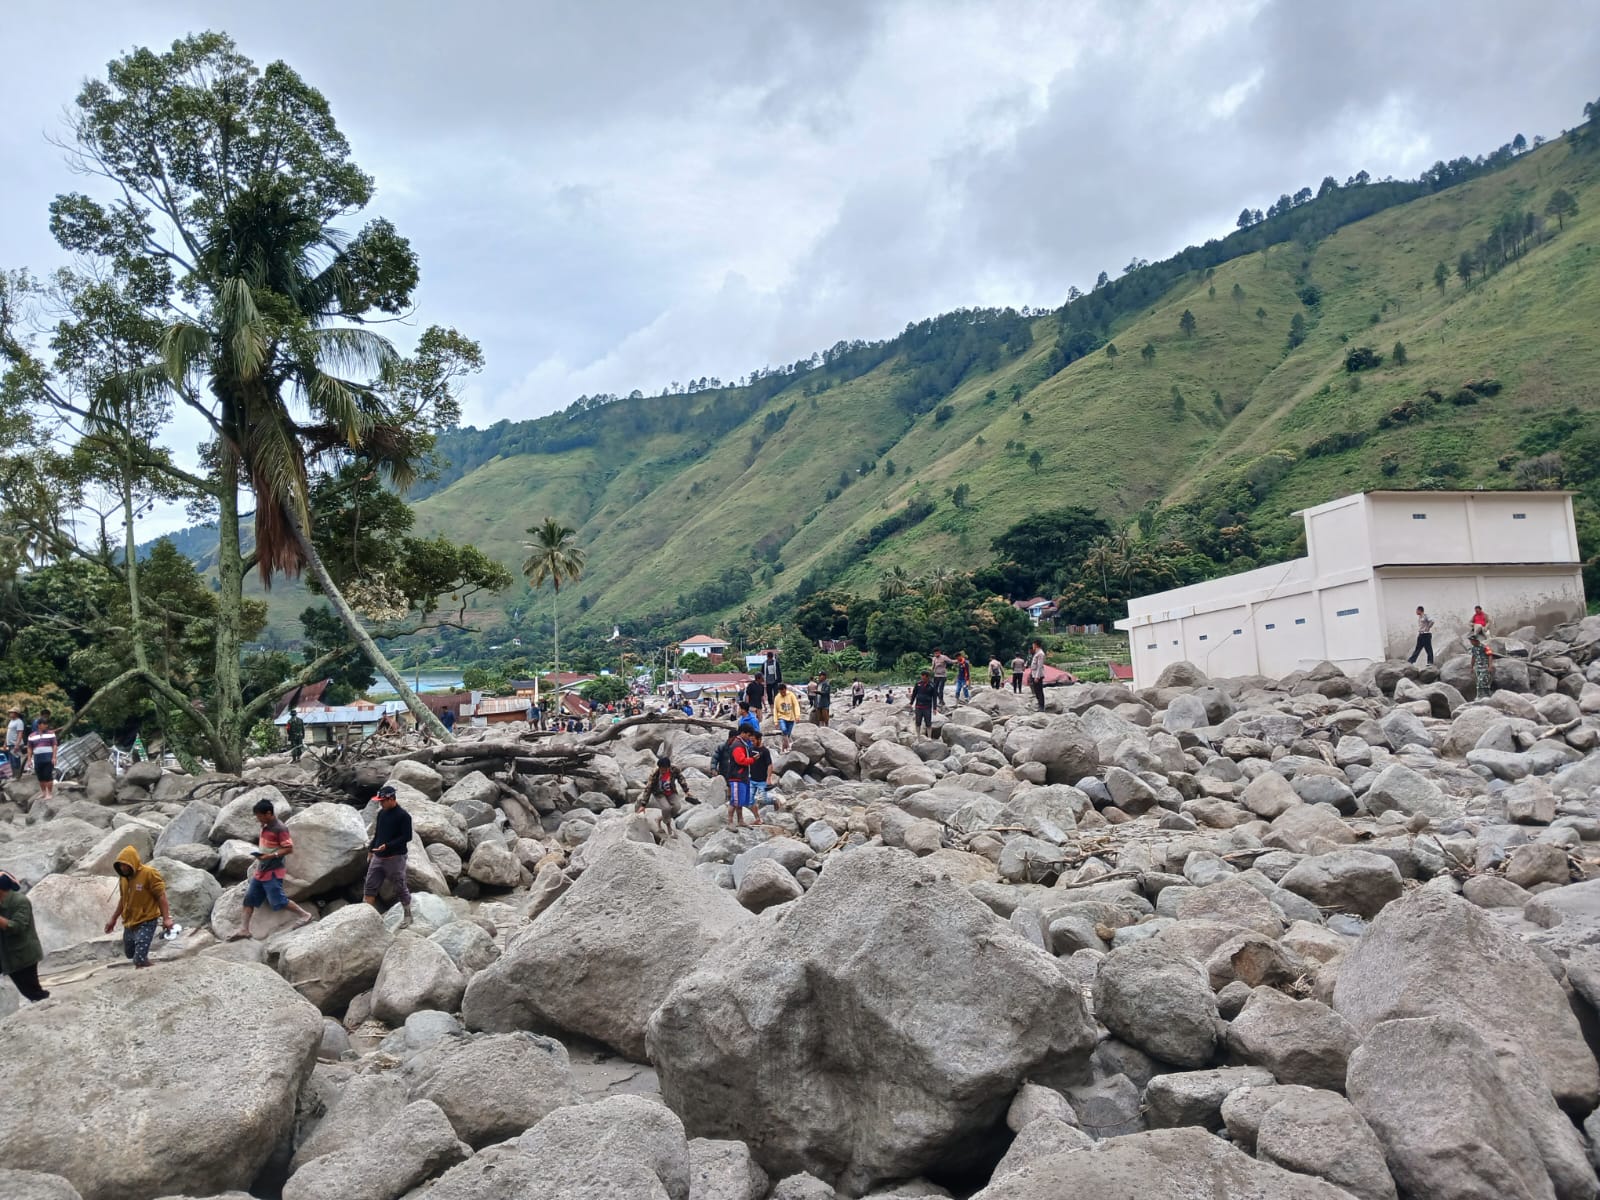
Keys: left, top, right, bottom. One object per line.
{"left": 914, "top": 707, "right": 934, "bottom": 724}
{"left": 752, "top": 782, "right": 769, "bottom": 806}
{"left": 814, "top": 706, "right": 830, "bottom": 721}
{"left": 779, "top": 719, "right": 795, "bottom": 735}
{"left": 242, "top": 874, "right": 289, "bottom": 910}
{"left": 363, "top": 852, "right": 411, "bottom": 904}
{"left": 33, "top": 758, "right": 54, "bottom": 784}
{"left": 728, "top": 781, "right": 752, "bottom": 808}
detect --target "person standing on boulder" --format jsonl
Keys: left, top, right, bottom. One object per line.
{"left": 726, "top": 729, "right": 758, "bottom": 829}
{"left": 930, "top": 649, "right": 952, "bottom": 710}
{"left": 0, "top": 869, "right": 47, "bottom": 1002}
{"left": 638, "top": 755, "right": 695, "bottom": 841}
{"left": 104, "top": 847, "right": 172, "bottom": 969}
{"left": 363, "top": 784, "right": 414, "bottom": 929}
{"left": 1407, "top": 607, "right": 1435, "bottom": 666}
{"left": 1010, "top": 652, "right": 1025, "bottom": 694}
{"left": 910, "top": 671, "right": 937, "bottom": 737}
{"left": 850, "top": 678, "right": 865, "bottom": 709}
{"left": 232, "top": 798, "right": 315, "bottom": 940}
{"left": 1469, "top": 633, "right": 1495, "bottom": 699}
{"left": 5, "top": 708, "right": 24, "bottom": 778}
{"left": 773, "top": 684, "right": 800, "bottom": 751}
{"left": 745, "top": 673, "right": 766, "bottom": 716}
{"left": 988, "top": 656, "right": 1003, "bottom": 690}
{"left": 748, "top": 731, "right": 774, "bottom": 813}
{"left": 26, "top": 716, "right": 57, "bottom": 802}
{"left": 1028, "top": 640, "right": 1048, "bottom": 712}
{"left": 286, "top": 712, "right": 307, "bottom": 762}
{"left": 813, "top": 672, "right": 833, "bottom": 727}
{"left": 954, "top": 652, "right": 972, "bottom": 703}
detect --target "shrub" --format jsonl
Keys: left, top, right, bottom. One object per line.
{"left": 1304, "top": 430, "right": 1369, "bottom": 458}
{"left": 934, "top": 404, "right": 955, "bottom": 423}
{"left": 1448, "top": 388, "right": 1480, "bottom": 406}
{"left": 1380, "top": 452, "right": 1401, "bottom": 477}
{"left": 1344, "top": 345, "right": 1383, "bottom": 372}
{"left": 1298, "top": 283, "right": 1323, "bottom": 306}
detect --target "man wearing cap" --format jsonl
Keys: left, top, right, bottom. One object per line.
{"left": 363, "top": 784, "right": 414, "bottom": 928}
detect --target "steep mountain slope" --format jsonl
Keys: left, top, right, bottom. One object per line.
{"left": 404, "top": 134, "right": 1598, "bottom": 636}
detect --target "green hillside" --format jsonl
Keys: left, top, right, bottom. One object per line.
{"left": 395, "top": 129, "right": 1598, "bottom": 640}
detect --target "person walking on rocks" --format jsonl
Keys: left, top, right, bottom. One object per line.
{"left": 1010, "top": 652, "right": 1025, "bottom": 694}
{"left": 232, "top": 798, "right": 314, "bottom": 940}
{"left": 761, "top": 651, "right": 783, "bottom": 714}
{"left": 850, "top": 678, "right": 865, "bottom": 709}
{"left": 726, "top": 728, "right": 758, "bottom": 829}
{"left": 26, "top": 716, "right": 57, "bottom": 802}
{"left": 1407, "top": 607, "right": 1435, "bottom": 665}
{"left": 773, "top": 684, "right": 800, "bottom": 751}
{"left": 712, "top": 728, "right": 740, "bottom": 811}
{"left": 748, "top": 731, "right": 773, "bottom": 812}
{"left": 954, "top": 652, "right": 972, "bottom": 703}
{"left": 737, "top": 701, "right": 762, "bottom": 735}
{"left": 813, "top": 672, "right": 833, "bottom": 727}
{"left": 930, "top": 650, "right": 952, "bottom": 710}
{"left": 1028, "top": 640, "right": 1048, "bottom": 712}
{"left": 105, "top": 847, "right": 172, "bottom": 968}
{"left": 637, "top": 756, "right": 694, "bottom": 842}
{"left": 745, "top": 673, "right": 766, "bottom": 716}
{"left": 1469, "top": 633, "right": 1495, "bottom": 699}
{"left": 363, "top": 784, "right": 414, "bottom": 928}
{"left": 910, "top": 671, "right": 937, "bottom": 738}
{"left": 988, "top": 656, "right": 1003, "bottom": 690}
{"left": 0, "top": 869, "right": 47, "bottom": 1002}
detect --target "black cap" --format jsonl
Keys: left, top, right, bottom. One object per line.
{"left": 657, "top": 755, "right": 671, "bottom": 766}
{"left": 377, "top": 784, "right": 398, "bottom": 799}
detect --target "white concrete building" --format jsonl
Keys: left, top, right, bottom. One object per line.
{"left": 1116, "top": 490, "right": 1586, "bottom": 685}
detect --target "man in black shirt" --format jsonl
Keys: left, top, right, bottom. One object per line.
{"left": 910, "top": 671, "right": 937, "bottom": 737}
{"left": 363, "top": 783, "right": 414, "bottom": 929}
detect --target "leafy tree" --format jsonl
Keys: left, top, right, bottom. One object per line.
{"left": 1140, "top": 342, "right": 1157, "bottom": 366}
{"left": 1545, "top": 188, "right": 1578, "bottom": 231}
{"left": 1287, "top": 312, "right": 1307, "bottom": 349}
{"left": 884, "top": 458, "right": 896, "bottom": 477}
{"left": 1434, "top": 261, "right": 1449, "bottom": 291}
{"left": 934, "top": 404, "right": 955, "bottom": 423}
{"left": 794, "top": 589, "right": 853, "bottom": 641}
{"left": 1179, "top": 309, "right": 1197, "bottom": 337}
{"left": 951, "top": 482, "right": 970, "bottom": 509}
{"left": 1344, "top": 345, "right": 1383, "bottom": 372}
{"left": 1105, "top": 342, "right": 1118, "bottom": 360}
{"left": 1392, "top": 341, "right": 1408, "bottom": 366}
{"left": 1027, "top": 449, "right": 1044, "bottom": 473}
{"left": 1231, "top": 283, "right": 1244, "bottom": 307}
{"left": 581, "top": 675, "right": 629, "bottom": 705}
{"left": 985, "top": 506, "right": 1110, "bottom": 599}
{"left": 1255, "top": 306, "right": 1267, "bottom": 322}
{"left": 1457, "top": 251, "right": 1475, "bottom": 285}
{"left": 1207, "top": 285, "right": 1216, "bottom": 301}
{"left": 522, "top": 518, "right": 587, "bottom": 687}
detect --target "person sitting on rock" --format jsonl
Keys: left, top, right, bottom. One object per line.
{"left": 230, "top": 798, "right": 314, "bottom": 940}
{"left": 364, "top": 784, "right": 414, "bottom": 929}
{"left": 104, "top": 846, "right": 172, "bottom": 968}
{"left": 0, "top": 869, "right": 47, "bottom": 1002}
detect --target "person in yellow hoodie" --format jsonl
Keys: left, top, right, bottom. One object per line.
{"left": 104, "top": 846, "right": 171, "bottom": 969}
{"left": 772, "top": 683, "right": 801, "bottom": 753}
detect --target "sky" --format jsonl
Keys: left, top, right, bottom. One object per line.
{"left": 3, "top": 0, "right": 1597, "bottom": 533}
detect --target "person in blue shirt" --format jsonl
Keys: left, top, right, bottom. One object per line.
{"left": 737, "top": 702, "right": 761, "bottom": 734}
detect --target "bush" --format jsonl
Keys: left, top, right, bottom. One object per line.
{"left": 1448, "top": 388, "right": 1480, "bottom": 406}
{"left": 1380, "top": 452, "right": 1401, "bottom": 477}
{"left": 247, "top": 719, "right": 284, "bottom": 756}
{"left": 1344, "top": 345, "right": 1383, "bottom": 372}
{"left": 1298, "top": 283, "right": 1323, "bottom": 306}
{"left": 893, "top": 652, "right": 926, "bottom": 679}
{"left": 1305, "top": 430, "right": 1369, "bottom": 458}
{"left": 934, "top": 404, "right": 955, "bottom": 423}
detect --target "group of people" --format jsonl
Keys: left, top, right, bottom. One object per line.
{"left": 1407, "top": 604, "right": 1498, "bottom": 694}
{"left": 3, "top": 709, "right": 59, "bottom": 801}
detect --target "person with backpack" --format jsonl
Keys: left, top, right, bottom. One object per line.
{"left": 954, "top": 652, "right": 972, "bottom": 703}
{"left": 726, "top": 729, "right": 758, "bottom": 829}
{"left": 773, "top": 683, "right": 801, "bottom": 751}
{"left": 910, "top": 671, "right": 937, "bottom": 737}
{"left": 638, "top": 755, "right": 696, "bottom": 840}
{"left": 988, "top": 656, "right": 1004, "bottom": 690}
{"left": 813, "top": 672, "right": 833, "bottom": 726}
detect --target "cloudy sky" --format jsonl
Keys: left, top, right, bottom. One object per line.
{"left": 3, "top": 0, "right": 1596, "bottom": 527}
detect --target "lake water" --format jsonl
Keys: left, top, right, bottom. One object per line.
{"left": 367, "top": 671, "right": 466, "bottom": 696}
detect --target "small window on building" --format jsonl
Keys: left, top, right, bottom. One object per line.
{"left": 1198, "top": 634, "right": 1209, "bottom": 641}
{"left": 1146, "top": 644, "right": 1156, "bottom": 650}
{"left": 1171, "top": 640, "right": 1178, "bottom": 646}
{"left": 1412, "top": 513, "right": 1427, "bottom": 520}
{"left": 1336, "top": 607, "right": 1360, "bottom": 617}
{"left": 1513, "top": 512, "right": 1527, "bottom": 520}
{"left": 1233, "top": 629, "right": 1242, "bottom": 635}
{"left": 1264, "top": 623, "right": 1276, "bottom": 630}
{"left": 1294, "top": 618, "right": 1307, "bottom": 626}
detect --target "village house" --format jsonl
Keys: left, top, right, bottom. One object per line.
{"left": 679, "top": 634, "right": 729, "bottom": 661}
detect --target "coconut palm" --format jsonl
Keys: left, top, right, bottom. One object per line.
{"left": 153, "top": 180, "right": 449, "bottom": 736}
{"left": 522, "top": 518, "right": 587, "bottom": 692}
{"left": 879, "top": 564, "right": 915, "bottom": 601}
{"left": 925, "top": 565, "right": 960, "bottom": 599}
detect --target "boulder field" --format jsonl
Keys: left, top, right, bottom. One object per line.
{"left": 3, "top": 617, "right": 1600, "bottom": 1197}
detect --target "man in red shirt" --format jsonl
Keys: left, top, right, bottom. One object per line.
{"left": 230, "top": 797, "right": 314, "bottom": 939}
{"left": 1471, "top": 606, "right": 1491, "bottom": 637}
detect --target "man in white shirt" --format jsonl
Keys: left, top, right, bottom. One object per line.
{"left": 1028, "top": 641, "right": 1048, "bottom": 712}
{"left": 1407, "top": 607, "right": 1435, "bottom": 666}
{"left": 4, "top": 709, "right": 23, "bottom": 776}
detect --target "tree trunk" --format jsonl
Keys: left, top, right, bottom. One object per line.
{"left": 552, "top": 586, "right": 560, "bottom": 708}
{"left": 285, "top": 508, "right": 453, "bottom": 741}
{"left": 210, "top": 456, "right": 247, "bottom": 774}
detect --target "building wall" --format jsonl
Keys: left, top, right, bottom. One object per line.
{"left": 1373, "top": 566, "right": 1586, "bottom": 658}
{"left": 1305, "top": 496, "right": 1370, "bottom": 575}
{"left": 1365, "top": 491, "right": 1576, "bottom": 565}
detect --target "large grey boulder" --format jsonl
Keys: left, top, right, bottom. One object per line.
{"left": 968, "top": 1126, "right": 1357, "bottom": 1198}
{"left": 1332, "top": 890, "right": 1599, "bottom": 1109}
{"left": 4, "top": 818, "right": 105, "bottom": 885}
{"left": 647, "top": 847, "right": 1096, "bottom": 1194}
{"left": 1254, "top": 1090, "right": 1397, "bottom": 1200}
{"left": 462, "top": 841, "right": 749, "bottom": 1061}
{"left": 0, "top": 957, "right": 322, "bottom": 1200}
{"left": 25, "top": 874, "right": 118, "bottom": 962}
{"left": 1004, "top": 716, "right": 1099, "bottom": 785}
{"left": 1347, "top": 1016, "right": 1596, "bottom": 1200}
{"left": 276, "top": 903, "right": 393, "bottom": 1013}
{"left": 144, "top": 855, "right": 223, "bottom": 930}
{"left": 210, "top": 785, "right": 290, "bottom": 843}
{"left": 1226, "top": 988, "right": 1359, "bottom": 1092}
{"left": 403, "top": 1031, "right": 580, "bottom": 1148}
{"left": 371, "top": 933, "right": 467, "bottom": 1025}
{"left": 388, "top": 759, "right": 445, "bottom": 800}
{"left": 283, "top": 803, "right": 370, "bottom": 899}
{"left": 152, "top": 799, "right": 220, "bottom": 859}
{"left": 516, "top": 1095, "right": 690, "bottom": 1200}
{"left": 1093, "top": 941, "right": 1219, "bottom": 1069}
{"left": 1278, "top": 850, "right": 1403, "bottom": 919}
{"left": 687, "top": 1138, "right": 770, "bottom": 1200}
{"left": 1362, "top": 764, "right": 1457, "bottom": 821}
{"left": 289, "top": 1073, "right": 407, "bottom": 1173}
{"left": 0, "top": 1169, "right": 83, "bottom": 1200}
{"left": 281, "top": 1099, "right": 469, "bottom": 1200}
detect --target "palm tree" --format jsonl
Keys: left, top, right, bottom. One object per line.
{"left": 522, "top": 518, "right": 587, "bottom": 693}
{"left": 879, "top": 564, "right": 915, "bottom": 601}
{"left": 155, "top": 180, "right": 450, "bottom": 737}
{"left": 926, "top": 565, "right": 959, "bottom": 599}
